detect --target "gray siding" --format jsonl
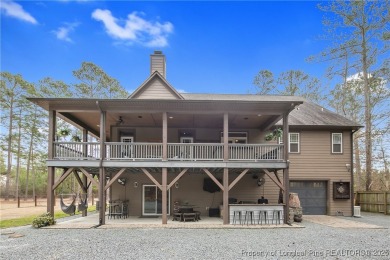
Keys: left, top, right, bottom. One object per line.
{"left": 289, "top": 130, "right": 352, "bottom": 216}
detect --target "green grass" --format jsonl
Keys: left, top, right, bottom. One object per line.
{"left": 0, "top": 205, "right": 96, "bottom": 229}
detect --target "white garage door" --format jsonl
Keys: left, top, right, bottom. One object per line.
{"left": 289, "top": 181, "right": 327, "bottom": 215}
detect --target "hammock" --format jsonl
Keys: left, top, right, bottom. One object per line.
{"left": 77, "top": 194, "right": 88, "bottom": 212}
{"left": 60, "top": 194, "right": 76, "bottom": 215}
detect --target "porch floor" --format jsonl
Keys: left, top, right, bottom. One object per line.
{"left": 48, "top": 212, "right": 302, "bottom": 229}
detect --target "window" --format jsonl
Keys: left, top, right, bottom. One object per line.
{"left": 221, "top": 132, "right": 247, "bottom": 144}
{"left": 332, "top": 133, "right": 342, "bottom": 153}
{"left": 289, "top": 133, "right": 299, "bottom": 153}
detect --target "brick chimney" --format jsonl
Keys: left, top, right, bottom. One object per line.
{"left": 150, "top": 50, "right": 166, "bottom": 78}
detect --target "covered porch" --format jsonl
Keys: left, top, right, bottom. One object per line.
{"left": 27, "top": 97, "right": 302, "bottom": 226}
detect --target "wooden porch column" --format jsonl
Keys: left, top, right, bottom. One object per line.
{"left": 162, "top": 112, "right": 168, "bottom": 161}
{"left": 223, "top": 113, "right": 229, "bottom": 161}
{"left": 223, "top": 168, "right": 229, "bottom": 224}
{"left": 162, "top": 168, "right": 168, "bottom": 224}
{"left": 47, "top": 110, "right": 56, "bottom": 216}
{"left": 99, "top": 111, "right": 106, "bottom": 225}
{"left": 282, "top": 112, "right": 290, "bottom": 224}
{"left": 82, "top": 128, "right": 88, "bottom": 217}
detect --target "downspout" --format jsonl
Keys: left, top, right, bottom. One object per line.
{"left": 95, "top": 100, "right": 104, "bottom": 227}
{"left": 351, "top": 129, "right": 357, "bottom": 217}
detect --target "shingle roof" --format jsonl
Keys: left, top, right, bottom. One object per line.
{"left": 181, "top": 93, "right": 304, "bottom": 102}
{"left": 183, "top": 93, "right": 361, "bottom": 129}
{"left": 280, "top": 100, "right": 361, "bottom": 129}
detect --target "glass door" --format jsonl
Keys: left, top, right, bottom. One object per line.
{"left": 142, "top": 185, "right": 170, "bottom": 215}
{"left": 121, "top": 136, "right": 133, "bottom": 158}
{"left": 180, "top": 137, "right": 193, "bottom": 159}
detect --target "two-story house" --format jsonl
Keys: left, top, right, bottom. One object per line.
{"left": 28, "top": 51, "right": 360, "bottom": 225}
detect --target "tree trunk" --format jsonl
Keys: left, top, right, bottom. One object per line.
{"left": 25, "top": 107, "right": 37, "bottom": 200}
{"left": 5, "top": 95, "right": 14, "bottom": 201}
{"left": 14, "top": 109, "right": 22, "bottom": 201}
{"left": 361, "top": 28, "right": 373, "bottom": 191}
{"left": 354, "top": 137, "right": 362, "bottom": 190}
{"left": 32, "top": 151, "right": 36, "bottom": 198}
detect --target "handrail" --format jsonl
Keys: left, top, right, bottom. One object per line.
{"left": 53, "top": 142, "right": 284, "bottom": 161}
{"left": 53, "top": 142, "right": 100, "bottom": 160}
{"left": 168, "top": 143, "right": 223, "bottom": 161}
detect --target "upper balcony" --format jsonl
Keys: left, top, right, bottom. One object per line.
{"left": 51, "top": 142, "right": 285, "bottom": 168}
{"left": 54, "top": 142, "right": 284, "bottom": 161}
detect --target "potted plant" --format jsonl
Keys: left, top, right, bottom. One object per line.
{"left": 264, "top": 128, "right": 283, "bottom": 141}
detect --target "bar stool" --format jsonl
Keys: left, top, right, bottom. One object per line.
{"left": 245, "top": 211, "right": 255, "bottom": 225}
{"left": 233, "top": 210, "right": 242, "bottom": 225}
{"left": 258, "top": 210, "right": 268, "bottom": 225}
{"left": 272, "top": 209, "right": 283, "bottom": 225}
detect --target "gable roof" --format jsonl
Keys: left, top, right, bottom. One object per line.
{"left": 277, "top": 99, "right": 362, "bottom": 130}
{"left": 128, "top": 71, "right": 184, "bottom": 100}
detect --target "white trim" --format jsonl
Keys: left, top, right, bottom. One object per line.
{"left": 121, "top": 136, "right": 134, "bottom": 158}
{"left": 332, "top": 133, "right": 343, "bottom": 153}
{"left": 288, "top": 133, "right": 300, "bottom": 153}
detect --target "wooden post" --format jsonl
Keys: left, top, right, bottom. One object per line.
{"left": 82, "top": 129, "right": 88, "bottom": 217}
{"left": 162, "top": 168, "right": 168, "bottom": 224}
{"left": 282, "top": 112, "right": 289, "bottom": 224}
{"left": 223, "top": 113, "right": 229, "bottom": 161}
{"left": 98, "top": 110, "right": 106, "bottom": 225}
{"left": 223, "top": 168, "right": 229, "bottom": 224}
{"left": 162, "top": 112, "right": 168, "bottom": 161}
{"left": 17, "top": 197, "right": 20, "bottom": 208}
{"left": 384, "top": 192, "right": 388, "bottom": 215}
{"left": 47, "top": 109, "right": 56, "bottom": 216}
{"left": 35, "top": 196, "right": 37, "bottom": 207}
{"left": 92, "top": 193, "right": 94, "bottom": 206}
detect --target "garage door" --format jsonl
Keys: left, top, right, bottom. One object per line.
{"left": 289, "top": 181, "right": 327, "bottom": 215}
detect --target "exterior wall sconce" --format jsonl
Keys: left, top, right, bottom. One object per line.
{"left": 175, "top": 182, "right": 179, "bottom": 189}
{"left": 345, "top": 164, "right": 351, "bottom": 172}
{"left": 134, "top": 182, "right": 138, "bottom": 188}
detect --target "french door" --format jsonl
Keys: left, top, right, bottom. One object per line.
{"left": 121, "top": 136, "right": 133, "bottom": 158}
{"left": 142, "top": 185, "right": 170, "bottom": 215}
{"left": 180, "top": 137, "right": 193, "bottom": 159}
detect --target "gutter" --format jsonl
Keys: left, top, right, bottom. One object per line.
{"left": 96, "top": 100, "right": 104, "bottom": 227}
{"left": 351, "top": 129, "right": 358, "bottom": 217}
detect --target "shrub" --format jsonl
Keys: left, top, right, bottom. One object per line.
{"left": 32, "top": 212, "right": 56, "bottom": 228}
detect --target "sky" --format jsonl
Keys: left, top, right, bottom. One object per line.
{"left": 2, "top": 0, "right": 333, "bottom": 95}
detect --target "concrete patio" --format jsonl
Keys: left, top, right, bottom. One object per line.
{"left": 46, "top": 212, "right": 302, "bottom": 229}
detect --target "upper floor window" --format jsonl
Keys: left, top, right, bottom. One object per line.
{"left": 332, "top": 133, "right": 343, "bottom": 153}
{"left": 221, "top": 132, "right": 247, "bottom": 144}
{"left": 288, "top": 133, "right": 300, "bottom": 153}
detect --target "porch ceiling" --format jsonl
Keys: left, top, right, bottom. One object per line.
{"left": 28, "top": 98, "right": 302, "bottom": 138}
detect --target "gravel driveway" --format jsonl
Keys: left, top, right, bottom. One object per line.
{"left": 1, "top": 212, "right": 389, "bottom": 259}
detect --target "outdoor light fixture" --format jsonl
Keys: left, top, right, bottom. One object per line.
{"left": 345, "top": 164, "right": 351, "bottom": 172}
{"left": 175, "top": 182, "right": 179, "bottom": 189}
{"left": 134, "top": 182, "right": 138, "bottom": 188}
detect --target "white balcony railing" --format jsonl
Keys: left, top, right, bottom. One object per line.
{"left": 106, "top": 142, "right": 162, "bottom": 160}
{"left": 168, "top": 143, "right": 223, "bottom": 161}
{"left": 52, "top": 142, "right": 284, "bottom": 161}
{"left": 53, "top": 142, "right": 100, "bottom": 160}
{"left": 229, "top": 144, "right": 284, "bottom": 161}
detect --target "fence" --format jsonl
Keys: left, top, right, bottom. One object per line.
{"left": 354, "top": 191, "right": 390, "bottom": 215}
